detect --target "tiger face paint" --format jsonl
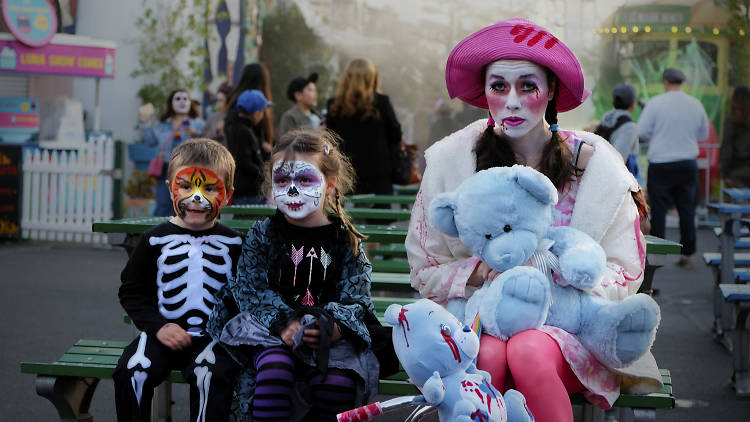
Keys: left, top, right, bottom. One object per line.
{"left": 170, "top": 167, "right": 227, "bottom": 226}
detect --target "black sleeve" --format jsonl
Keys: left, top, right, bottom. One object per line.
{"left": 225, "top": 119, "right": 264, "bottom": 187}
{"left": 325, "top": 98, "right": 338, "bottom": 132}
{"left": 119, "top": 232, "right": 168, "bottom": 336}
{"left": 720, "top": 119, "right": 735, "bottom": 178}
{"left": 377, "top": 94, "right": 402, "bottom": 147}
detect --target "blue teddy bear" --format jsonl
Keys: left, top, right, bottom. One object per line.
{"left": 429, "top": 165, "right": 660, "bottom": 368}
{"left": 384, "top": 298, "right": 533, "bottom": 422}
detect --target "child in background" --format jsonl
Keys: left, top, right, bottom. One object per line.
{"left": 114, "top": 138, "right": 242, "bottom": 421}
{"left": 207, "top": 129, "right": 380, "bottom": 421}
{"left": 224, "top": 89, "right": 273, "bottom": 205}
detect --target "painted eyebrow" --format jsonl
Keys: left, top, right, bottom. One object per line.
{"left": 488, "top": 73, "right": 539, "bottom": 80}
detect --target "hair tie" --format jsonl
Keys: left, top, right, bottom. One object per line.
{"left": 549, "top": 124, "right": 559, "bottom": 132}
{"left": 323, "top": 141, "right": 330, "bottom": 155}
{"left": 487, "top": 115, "right": 495, "bottom": 128}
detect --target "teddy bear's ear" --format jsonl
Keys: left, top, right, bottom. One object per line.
{"left": 429, "top": 192, "right": 460, "bottom": 237}
{"left": 513, "top": 165, "right": 559, "bottom": 205}
{"left": 384, "top": 304, "right": 402, "bottom": 325}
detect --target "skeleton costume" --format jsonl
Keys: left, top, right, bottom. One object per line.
{"left": 114, "top": 221, "right": 242, "bottom": 422}
{"left": 207, "top": 212, "right": 382, "bottom": 421}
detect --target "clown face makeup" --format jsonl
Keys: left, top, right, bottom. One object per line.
{"left": 484, "top": 60, "right": 552, "bottom": 138}
{"left": 170, "top": 166, "right": 227, "bottom": 229}
{"left": 172, "top": 91, "right": 192, "bottom": 115}
{"left": 272, "top": 159, "right": 326, "bottom": 221}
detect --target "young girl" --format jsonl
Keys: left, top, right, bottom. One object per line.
{"left": 207, "top": 129, "right": 380, "bottom": 421}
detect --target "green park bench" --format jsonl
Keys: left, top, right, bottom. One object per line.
{"left": 20, "top": 211, "right": 678, "bottom": 420}
{"left": 393, "top": 185, "right": 420, "bottom": 196}
{"left": 346, "top": 194, "right": 415, "bottom": 207}
{"left": 223, "top": 204, "right": 412, "bottom": 221}
{"left": 21, "top": 303, "right": 675, "bottom": 422}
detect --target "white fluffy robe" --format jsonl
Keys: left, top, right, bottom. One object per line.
{"left": 405, "top": 120, "right": 662, "bottom": 394}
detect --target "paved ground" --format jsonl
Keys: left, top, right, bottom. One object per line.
{"left": 2, "top": 227, "right": 749, "bottom": 421}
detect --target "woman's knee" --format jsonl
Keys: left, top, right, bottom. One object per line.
{"left": 507, "top": 330, "right": 561, "bottom": 380}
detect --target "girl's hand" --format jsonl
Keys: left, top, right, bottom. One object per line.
{"left": 281, "top": 320, "right": 302, "bottom": 346}
{"left": 302, "top": 327, "right": 320, "bottom": 349}
{"left": 302, "top": 323, "right": 342, "bottom": 349}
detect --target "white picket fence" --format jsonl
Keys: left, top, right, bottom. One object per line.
{"left": 21, "top": 134, "right": 115, "bottom": 244}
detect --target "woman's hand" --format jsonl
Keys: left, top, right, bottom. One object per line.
{"left": 467, "top": 261, "right": 502, "bottom": 287}
{"left": 280, "top": 320, "right": 302, "bottom": 347}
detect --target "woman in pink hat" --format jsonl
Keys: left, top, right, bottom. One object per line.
{"left": 405, "top": 18, "right": 660, "bottom": 422}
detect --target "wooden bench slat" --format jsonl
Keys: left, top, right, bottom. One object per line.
{"left": 68, "top": 346, "right": 126, "bottom": 356}
{"left": 371, "top": 259, "right": 410, "bottom": 274}
{"left": 346, "top": 194, "right": 416, "bottom": 206}
{"left": 59, "top": 353, "right": 120, "bottom": 365}
{"left": 369, "top": 244, "right": 407, "bottom": 258}
{"left": 222, "top": 205, "right": 412, "bottom": 221}
{"left": 76, "top": 339, "right": 131, "bottom": 348}
{"left": 371, "top": 272, "right": 413, "bottom": 292}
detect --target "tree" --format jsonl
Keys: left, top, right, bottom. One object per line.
{"left": 131, "top": 0, "right": 214, "bottom": 115}
{"left": 725, "top": 0, "right": 750, "bottom": 85}
{"left": 259, "top": 3, "right": 335, "bottom": 124}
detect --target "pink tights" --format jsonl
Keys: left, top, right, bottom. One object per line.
{"left": 477, "top": 330, "right": 585, "bottom": 422}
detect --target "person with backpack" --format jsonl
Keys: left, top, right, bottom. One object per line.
{"left": 595, "top": 83, "right": 640, "bottom": 182}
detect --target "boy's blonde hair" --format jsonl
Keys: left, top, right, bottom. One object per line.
{"left": 266, "top": 129, "right": 365, "bottom": 254}
{"left": 167, "top": 138, "right": 236, "bottom": 189}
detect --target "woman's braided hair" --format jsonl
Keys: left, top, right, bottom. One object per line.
{"left": 265, "top": 129, "right": 365, "bottom": 254}
{"left": 474, "top": 69, "right": 576, "bottom": 190}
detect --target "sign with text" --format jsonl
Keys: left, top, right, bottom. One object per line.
{"left": 0, "top": 144, "right": 22, "bottom": 238}
{"left": 0, "top": 38, "right": 115, "bottom": 78}
{"left": 1, "top": 0, "right": 58, "bottom": 47}
{"left": 0, "top": 97, "right": 38, "bottom": 142}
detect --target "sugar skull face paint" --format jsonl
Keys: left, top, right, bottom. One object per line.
{"left": 172, "top": 91, "right": 191, "bottom": 115}
{"left": 485, "top": 60, "right": 552, "bottom": 138}
{"left": 170, "top": 167, "right": 227, "bottom": 224}
{"left": 272, "top": 160, "right": 325, "bottom": 220}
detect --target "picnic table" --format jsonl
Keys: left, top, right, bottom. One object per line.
{"left": 93, "top": 217, "right": 680, "bottom": 256}
{"left": 723, "top": 187, "right": 750, "bottom": 203}
{"left": 346, "top": 194, "right": 415, "bottom": 207}
{"left": 223, "top": 204, "right": 411, "bottom": 221}
{"left": 707, "top": 203, "right": 750, "bottom": 286}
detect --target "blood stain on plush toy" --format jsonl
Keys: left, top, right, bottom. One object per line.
{"left": 441, "top": 324, "right": 461, "bottom": 362}
{"left": 398, "top": 307, "right": 410, "bottom": 347}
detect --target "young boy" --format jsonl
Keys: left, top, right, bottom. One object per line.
{"left": 279, "top": 72, "right": 321, "bottom": 136}
{"left": 224, "top": 89, "right": 272, "bottom": 204}
{"left": 113, "top": 138, "right": 242, "bottom": 422}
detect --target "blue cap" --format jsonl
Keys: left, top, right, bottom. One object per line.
{"left": 237, "top": 89, "right": 272, "bottom": 114}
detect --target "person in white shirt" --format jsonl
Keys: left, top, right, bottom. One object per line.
{"left": 638, "top": 68, "right": 709, "bottom": 268}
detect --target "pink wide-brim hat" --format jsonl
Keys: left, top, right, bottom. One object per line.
{"left": 446, "top": 18, "right": 590, "bottom": 113}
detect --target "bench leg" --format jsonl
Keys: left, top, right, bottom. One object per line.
{"left": 35, "top": 375, "right": 99, "bottom": 422}
{"left": 151, "top": 382, "right": 173, "bottom": 422}
{"left": 732, "top": 305, "right": 750, "bottom": 396}
{"left": 712, "top": 266, "right": 735, "bottom": 351}
{"left": 580, "top": 403, "right": 605, "bottom": 422}
{"left": 632, "top": 408, "right": 656, "bottom": 422}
